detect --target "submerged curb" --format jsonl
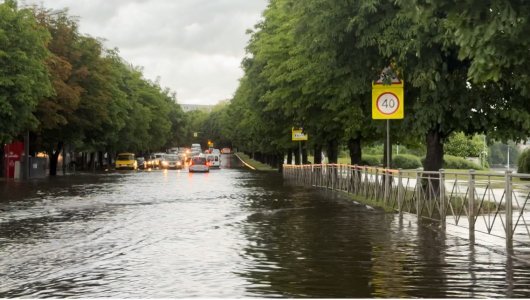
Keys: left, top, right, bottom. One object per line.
{"left": 234, "top": 153, "right": 257, "bottom": 170}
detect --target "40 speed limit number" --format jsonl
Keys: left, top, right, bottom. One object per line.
{"left": 376, "top": 92, "right": 399, "bottom": 115}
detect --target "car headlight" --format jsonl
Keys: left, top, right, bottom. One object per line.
{"left": 162, "top": 161, "right": 168, "bottom": 166}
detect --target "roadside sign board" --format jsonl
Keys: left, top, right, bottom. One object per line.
{"left": 292, "top": 128, "right": 308, "bottom": 141}
{"left": 372, "top": 81, "right": 404, "bottom": 119}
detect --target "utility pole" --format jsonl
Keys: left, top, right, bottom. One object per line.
{"left": 483, "top": 134, "right": 487, "bottom": 168}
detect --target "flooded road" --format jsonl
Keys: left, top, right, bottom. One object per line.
{"left": 1, "top": 155, "right": 529, "bottom": 297}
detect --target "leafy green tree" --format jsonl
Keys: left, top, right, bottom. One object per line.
{"left": 31, "top": 7, "right": 185, "bottom": 174}
{"left": 392, "top": 0, "right": 530, "bottom": 171}
{"left": 445, "top": 132, "right": 485, "bottom": 158}
{"left": 0, "top": 0, "right": 52, "bottom": 144}
{"left": 517, "top": 149, "right": 530, "bottom": 175}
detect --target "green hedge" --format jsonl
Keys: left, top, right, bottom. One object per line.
{"left": 443, "top": 155, "right": 483, "bottom": 170}
{"left": 358, "top": 153, "right": 485, "bottom": 170}
{"left": 361, "top": 155, "right": 382, "bottom": 166}
{"left": 392, "top": 154, "right": 422, "bottom": 169}
{"left": 518, "top": 149, "right": 530, "bottom": 176}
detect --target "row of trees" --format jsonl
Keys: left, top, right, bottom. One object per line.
{"left": 213, "top": 0, "right": 530, "bottom": 172}
{"left": 1, "top": 1, "right": 187, "bottom": 175}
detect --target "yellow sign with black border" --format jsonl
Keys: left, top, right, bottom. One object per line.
{"left": 372, "top": 82, "right": 404, "bottom": 119}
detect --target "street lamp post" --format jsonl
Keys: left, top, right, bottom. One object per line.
{"left": 507, "top": 143, "right": 510, "bottom": 170}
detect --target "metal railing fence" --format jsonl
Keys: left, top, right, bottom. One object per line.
{"left": 283, "top": 164, "right": 530, "bottom": 252}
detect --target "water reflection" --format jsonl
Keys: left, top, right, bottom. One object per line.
{"left": 0, "top": 156, "right": 529, "bottom": 297}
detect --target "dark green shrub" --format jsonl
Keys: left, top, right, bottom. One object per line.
{"left": 443, "top": 155, "right": 483, "bottom": 170}
{"left": 361, "top": 155, "right": 382, "bottom": 166}
{"left": 518, "top": 149, "right": 530, "bottom": 176}
{"left": 392, "top": 154, "right": 422, "bottom": 169}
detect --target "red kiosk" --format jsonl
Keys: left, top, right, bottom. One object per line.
{"left": 4, "top": 141, "right": 24, "bottom": 178}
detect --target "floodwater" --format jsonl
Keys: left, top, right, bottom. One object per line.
{"left": 0, "top": 155, "right": 529, "bottom": 298}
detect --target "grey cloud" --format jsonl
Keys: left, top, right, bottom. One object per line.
{"left": 21, "top": 0, "right": 268, "bottom": 104}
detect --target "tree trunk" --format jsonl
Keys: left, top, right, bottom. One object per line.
{"left": 107, "top": 152, "right": 113, "bottom": 170}
{"left": 82, "top": 152, "right": 87, "bottom": 170}
{"left": 62, "top": 144, "right": 67, "bottom": 175}
{"left": 302, "top": 143, "right": 308, "bottom": 164}
{"left": 98, "top": 151, "right": 104, "bottom": 170}
{"left": 49, "top": 142, "right": 63, "bottom": 176}
{"left": 314, "top": 146, "right": 322, "bottom": 164}
{"left": 287, "top": 150, "right": 293, "bottom": 165}
{"left": 294, "top": 146, "right": 301, "bottom": 165}
{"left": 424, "top": 129, "right": 444, "bottom": 199}
{"left": 424, "top": 129, "right": 444, "bottom": 171}
{"left": 348, "top": 137, "right": 362, "bottom": 165}
{"left": 327, "top": 140, "right": 338, "bottom": 164}
{"left": 70, "top": 151, "right": 76, "bottom": 172}
{"left": 90, "top": 152, "right": 96, "bottom": 172}
{"left": 277, "top": 153, "right": 283, "bottom": 173}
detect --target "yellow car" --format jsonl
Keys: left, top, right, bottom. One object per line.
{"left": 115, "top": 153, "right": 137, "bottom": 170}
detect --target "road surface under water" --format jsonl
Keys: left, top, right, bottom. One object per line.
{"left": 0, "top": 154, "right": 529, "bottom": 297}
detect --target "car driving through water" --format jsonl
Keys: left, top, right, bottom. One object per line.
{"left": 115, "top": 153, "right": 137, "bottom": 170}
{"left": 161, "top": 154, "right": 185, "bottom": 170}
{"left": 189, "top": 156, "right": 209, "bottom": 173}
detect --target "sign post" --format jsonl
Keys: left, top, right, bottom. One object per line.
{"left": 372, "top": 68, "right": 404, "bottom": 203}
{"left": 372, "top": 73, "right": 404, "bottom": 169}
{"left": 292, "top": 128, "right": 308, "bottom": 165}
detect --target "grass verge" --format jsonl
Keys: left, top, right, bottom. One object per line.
{"left": 340, "top": 191, "right": 395, "bottom": 213}
{"left": 235, "top": 152, "right": 276, "bottom": 171}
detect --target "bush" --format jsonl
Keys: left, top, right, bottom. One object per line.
{"left": 392, "top": 154, "right": 422, "bottom": 169}
{"left": 518, "top": 149, "right": 530, "bottom": 175}
{"left": 361, "top": 155, "right": 382, "bottom": 166}
{"left": 443, "top": 155, "right": 483, "bottom": 170}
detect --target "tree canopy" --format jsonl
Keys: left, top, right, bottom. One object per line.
{"left": 0, "top": 2, "right": 187, "bottom": 175}
{"left": 216, "top": 0, "right": 530, "bottom": 171}
{"left": 0, "top": 0, "right": 52, "bottom": 144}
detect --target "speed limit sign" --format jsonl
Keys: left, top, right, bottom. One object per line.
{"left": 372, "top": 82, "right": 404, "bottom": 119}
{"left": 376, "top": 92, "right": 399, "bottom": 115}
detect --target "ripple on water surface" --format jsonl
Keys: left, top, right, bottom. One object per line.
{"left": 0, "top": 164, "right": 529, "bottom": 297}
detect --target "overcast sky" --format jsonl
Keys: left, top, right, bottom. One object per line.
{"left": 20, "top": 0, "right": 268, "bottom": 105}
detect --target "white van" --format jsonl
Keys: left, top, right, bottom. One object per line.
{"left": 191, "top": 143, "right": 202, "bottom": 156}
{"left": 206, "top": 154, "right": 220, "bottom": 168}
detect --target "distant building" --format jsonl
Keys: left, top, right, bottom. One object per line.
{"left": 180, "top": 104, "right": 214, "bottom": 113}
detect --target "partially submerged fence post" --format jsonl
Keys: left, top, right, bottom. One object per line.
{"left": 347, "top": 165, "right": 352, "bottom": 193}
{"left": 468, "top": 169, "right": 476, "bottom": 243}
{"left": 439, "top": 169, "right": 446, "bottom": 230}
{"left": 415, "top": 168, "right": 422, "bottom": 221}
{"left": 397, "top": 169, "right": 403, "bottom": 216}
{"left": 505, "top": 170, "right": 513, "bottom": 251}
{"left": 374, "top": 168, "right": 380, "bottom": 201}
{"left": 363, "top": 167, "right": 369, "bottom": 198}
{"left": 384, "top": 169, "right": 389, "bottom": 205}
